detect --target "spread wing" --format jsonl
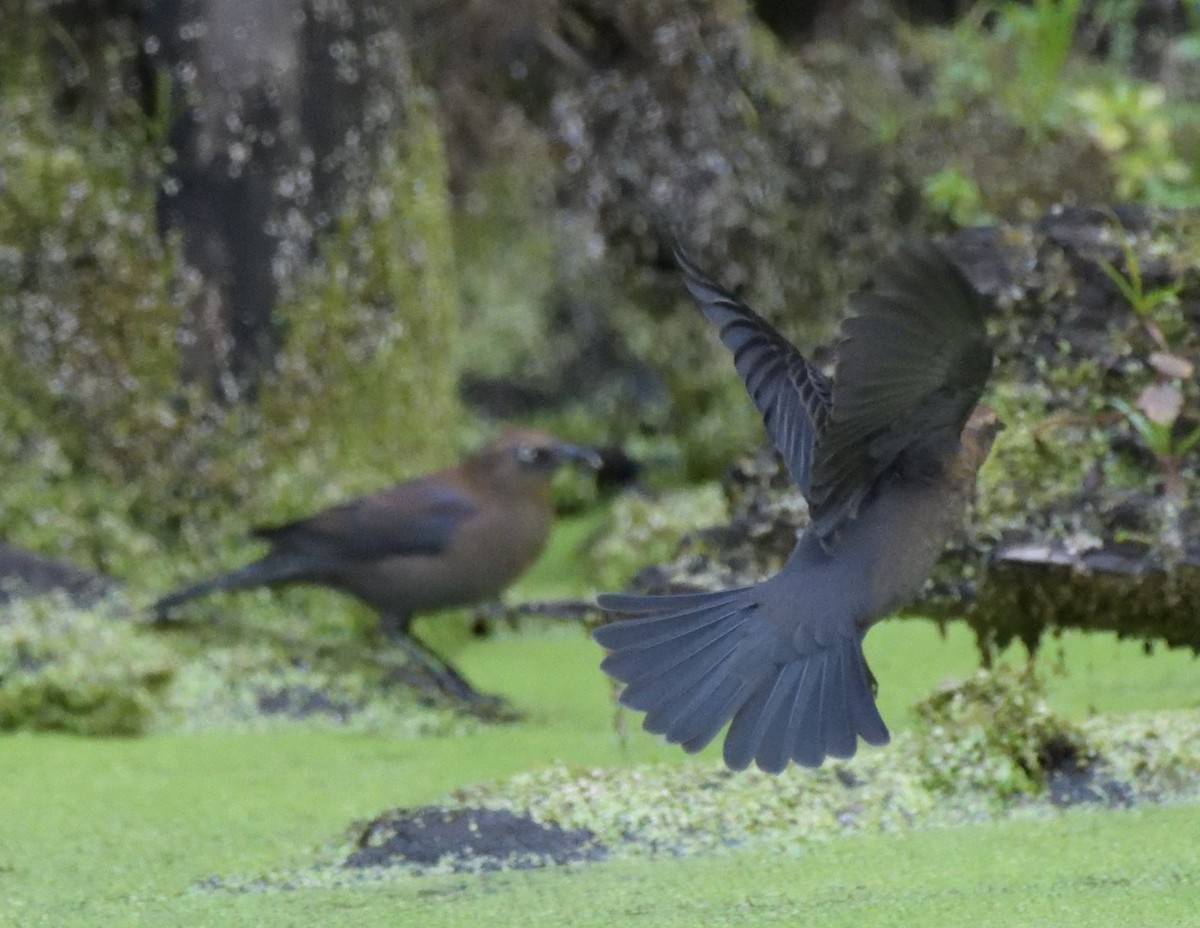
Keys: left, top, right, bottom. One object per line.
{"left": 808, "top": 241, "right": 993, "bottom": 541}
{"left": 676, "top": 249, "right": 832, "bottom": 499}
{"left": 253, "top": 477, "right": 477, "bottom": 561}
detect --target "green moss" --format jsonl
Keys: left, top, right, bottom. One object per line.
{"left": 0, "top": 48, "right": 468, "bottom": 583}
{"left": 922, "top": 167, "right": 993, "bottom": 227}
{"left": 161, "top": 633, "right": 470, "bottom": 738}
{"left": 262, "top": 89, "right": 465, "bottom": 485}
{"left": 912, "top": 665, "right": 1087, "bottom": 798}
{"left": 454, "top": 140, "right": 560, "bottom": 384}
{"left": 290, "top": 706, "right": 1197, "bottom": 880}
{"left": 586, "top": 484, "right": 729, "bottom": 590}
{"left": 0, "top": 27, "right": 259, "bottom": 571}
{"left": 0, "top": 83, "right": 213, "bottom": 553}
{"left": 1071, "top": 81, "right": 1193, "bottom": 202}
{"left": 0, "top": 597, "right": 175, "bottom": 735}
{"left": 976, "top": 374, "right": 1113, "bottom": 534}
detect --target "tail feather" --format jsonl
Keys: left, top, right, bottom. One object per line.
{"left": 781, "top": 660, "right": 822, "bottom": 764}
{"left": 617, "top": 625, "right": 742, "bottom": 714}
{"left": 821, "top": 647, "right": 858, "bottom": 760}
{"left": 595, "top": 586, "right": 891, "bottom": 773}
{"left": 643, "top": 647, "right": 742, "bottom": 737}
{"left": 593, "top": 590, "right": 750, "bottom": 650}
{"left": 678, "top": 677, "right": 752, "bottom": 752}
{"left": 597, "top": 588, "right": 750, "bottom": 616}
{"left": 846, "top": 646, "right": 891, "bottom": 746}
{"left": 152, "top": 554, "right": 327, "bottom": 618}
{"left": 790, "top": 659, "right": 830, "bottom": 768}
{"left": 724, "top": 661, "right": 803, "bottom": 772}
{"left": 756, "top": 662, "right": 809, "bottom": 774}
{"left": 599, "top": 608, "right": 745, "bottom": 683}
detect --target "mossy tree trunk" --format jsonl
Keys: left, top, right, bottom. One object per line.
{"left": 0, "top": 1, "right": 465, "bottom": 569}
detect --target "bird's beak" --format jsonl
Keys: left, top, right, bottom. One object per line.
{"left": 556, "top": 442, "right": 604, "bottom": 469}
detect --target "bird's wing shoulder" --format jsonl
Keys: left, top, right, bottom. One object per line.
{"left": 677, "top": 248, "right": 831, "bottom": 498}
{"left": 253, "top": 476, "right": 478, "bottom": 560}
{"left": 809, "top": 241, "right": 993, "bottom": 541}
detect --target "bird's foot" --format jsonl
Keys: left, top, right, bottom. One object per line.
{"left": 429, "top": 666, "right": 520, "bottom": 720}
{"left": 390, "top": 667, "right": 522, "bottom": 721}
{"left": 377, "top": 638, "right": 522, "bottom": 721}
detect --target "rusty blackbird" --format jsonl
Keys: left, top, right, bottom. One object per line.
{"left": 594, "top": 242, "right": 999, "bottom": 772}
{"left": 155, "top": 429, "right": 599, "bottom": 703}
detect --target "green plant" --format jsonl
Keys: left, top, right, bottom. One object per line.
{"left": 1098, "top": 231, "right": 1183, "bottom": 324}
{"left": 912, "top": 665, "right": 1089, "bottom": 798}
{"left": 1111, "top": 394, "right": 1200, "bottom": 461}
{"left": 927, "top": 0, "right": 1082, "bottom": 137}
{"left": 1100, "top": 228, "right": 1198, "bottom": 494}
{"left": 921, "top": 167, "right": 992, "bottom": 227}
{"left": 0, "top": 596, "right": 176, "bottom": 735}
{"left": 996, "top": 0, "right": 1082, "bottom": 125}
{"left": 1071, "top": 81, "right": 1192, "bottom": 201}
{"left": 1110, "top": 378, "right": 1200, "bottom": 498}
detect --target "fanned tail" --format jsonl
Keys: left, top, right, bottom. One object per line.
{"left": 594, "top": 587, "right": 890, "bottom": 773}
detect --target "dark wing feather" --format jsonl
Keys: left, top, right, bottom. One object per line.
{"left": 808, "top": 241, "right": 993, "bottom": 541}
{"left": 253, "top": 479, "right": 476, "bottom": 561}
{"left": 676, "top": 248, "right": 831, "bottom": 499}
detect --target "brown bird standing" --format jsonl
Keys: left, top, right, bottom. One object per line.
{"left": 594, "top": 242, "right": 1000, "bottom": 773}
{"left": 155, "top": 429, "right": 599, "bottom": 703}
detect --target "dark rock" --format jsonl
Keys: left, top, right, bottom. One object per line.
{"left": 255, "top": 686, "right": 357, "bottom": 722}
{"left": 345, "top": 807, "right": 606, "bottom": 872}
{"left": 0, "top": 543, "right": 118, "bottom": 608}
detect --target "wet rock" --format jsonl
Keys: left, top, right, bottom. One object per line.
{"left": 0, "top": 543, "right": 118, "bottom": 608}
{"left": 255, "top": 685, "right": 357, "bottom": 722}
{"left": 345, "top": 807, "right": 606, "bottom": 872}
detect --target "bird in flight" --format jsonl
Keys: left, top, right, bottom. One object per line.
{"left": 594, "top": 242, "right": 999, "bottom": 773}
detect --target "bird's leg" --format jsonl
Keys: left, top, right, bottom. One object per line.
{"left": 377, "top": 610, "right": 411, "bottom": 643}
{"left": 392, "top": 632, "right": 485, "bottom": 704}
{"left": 864, "top": 653, "right": 880, "bottom": 698}
{"left": 378, "top": 611, "right": 509, "bottom": 712}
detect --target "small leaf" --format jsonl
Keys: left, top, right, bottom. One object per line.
{"left": 1177, "top": 425, "right": 1200, "bottom": 456}
{"left": 1098, "top": 258, "right": 1139, "bottom": 307}
{"left": 1137, "top": 382, "right": 1183, "bottom": 426}
{"left": 1148, "top": 352, "right": 1194, "bottom": 379}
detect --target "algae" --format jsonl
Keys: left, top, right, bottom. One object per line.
{"left": 0, "top": 595, "right": 174, "bottom": 735}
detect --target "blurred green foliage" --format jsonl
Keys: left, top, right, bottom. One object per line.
{"left": 922, "top": 166, "right": 992, "bottom": 226}
{"left": 910, "top": 0, "right": 1200, "bottom": 216}
{"left": 0, "top": 596, "right": 175, "bottom": 735}
{"left": 913, "top": 665, "right": 1088, "bottom": 798}
{"left": 585, "top": 483, "right": 728, "bottom": 590}
{"left": 451, "top": 142, "right": 767, "bottom": 483}
{"left": 1072, "top": 82, "right": 1192, "bottom": 201}
{"left": 0, "top": 24, "right": 466, "bottom": 583}
{"left": 261, "top": 89, "right": 466, "bottom": 498}
{"left": 926, "top": 0, "right": 1083, "bottom": 133}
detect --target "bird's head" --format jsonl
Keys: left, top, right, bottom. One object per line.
{"left": 470, "top": 429, "right": 602, "bottom": 496}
